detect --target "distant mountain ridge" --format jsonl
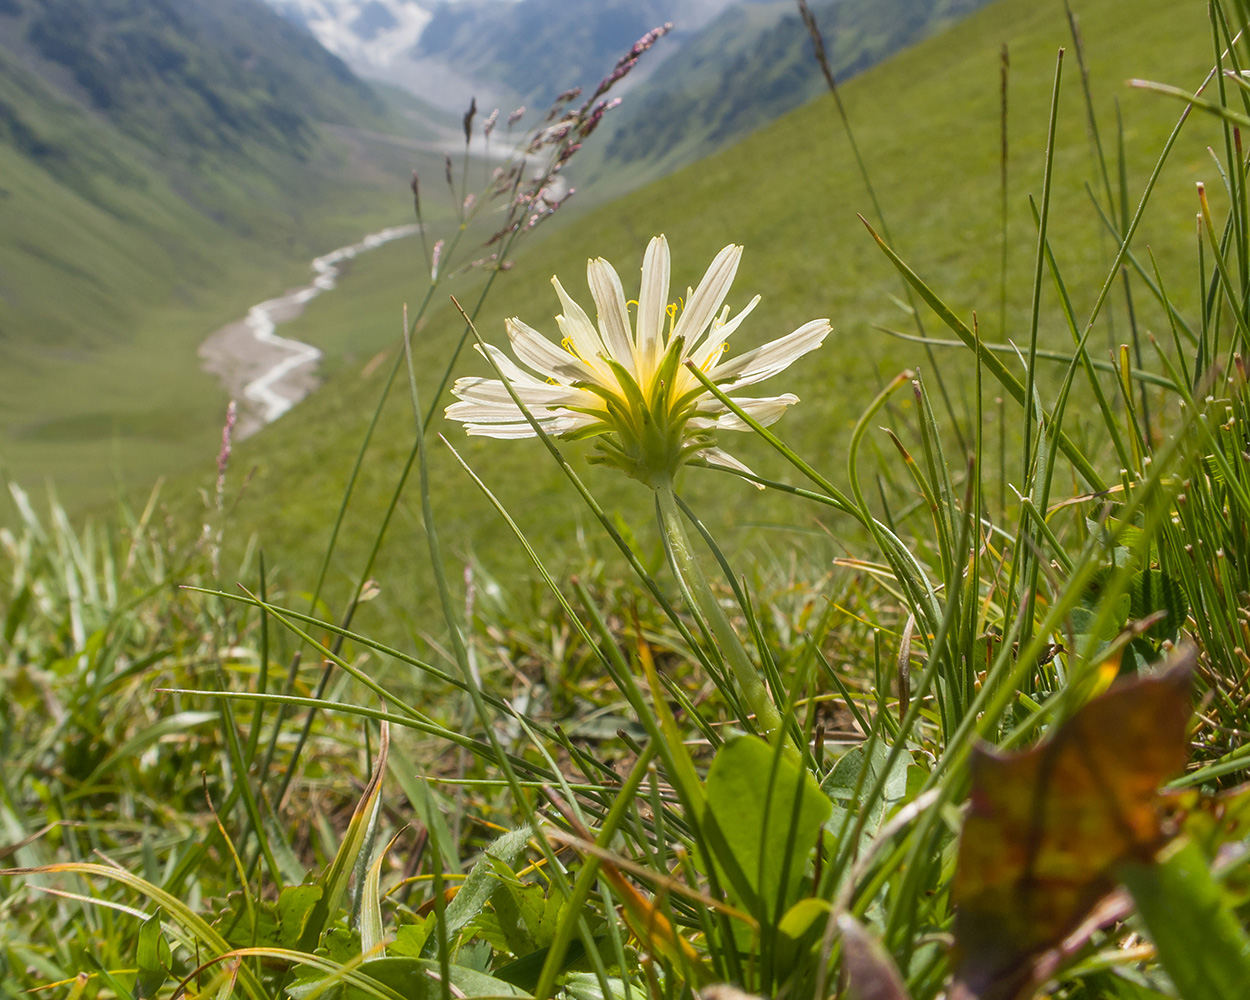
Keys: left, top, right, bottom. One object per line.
{"left": 0, "top": 0, "right": 429, "bottom": 499}
{"left": 410, "top": 0, "right": 739, "bottom": 105}
{"left": 265, "top": 0, "right": 440, "bottom": 91}
{"left": 260, "top": 0, "right": 993, "bottom": 191}
{"left": 263, "top": 0, "right": 745, "bottom": 111}
{"left": 1, "top": 0, "right": 384, "bottom": 167}
{"left": 588, "top": 0, "right": 994, "bottom": 189}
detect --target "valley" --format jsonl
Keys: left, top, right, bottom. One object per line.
{"left": 199, "top": 222, "right": 421, "bottom": 440}
{"left": 0, "top": 0, "right": 1035, "bottom": 513}
{"left": 186, "top": 0, "right": 1212, "bottom": 634}
{"left": 3, "top": 1, "right": 1242, "bottom": 994}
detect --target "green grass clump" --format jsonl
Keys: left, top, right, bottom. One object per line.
{"left": 7, "top": 0, "right": 1250, "bottom": 997}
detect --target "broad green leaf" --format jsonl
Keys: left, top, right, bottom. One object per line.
{"left": 486, "top": 855, "right": 565, "bottom": 953}
{"left": 703, "top": 734, "right": 832, "bottom": 921}
{"left": 215, "top": 884, "right": 323, "bottom": 950}
{"left": 774, "top": 897, "right": 832, "bottom": 973}
{"left": 321, "top": 925, "right": 364, "bottom": 964}
{"left": 777, "top": 897, "right": 830, "bottom": 941}
{"left": 1119, "top": 839, "right": 1250, "bottom": 1000}
{"left": 357, "top": 957, "right": 528, "bottom": 998}
{"left": 440, "top": 825, "right": 531, "bottom": 936}
{"left": 1129, "top": 569, "right": 1187, "bottom": 642}
{"left": 133, "top": 911, "right": 171, "bottom": 999}
{"left": 1071, "top": 568, "right": 1131, "bottom": 647}
{"left": 555, "top": 973, "right": 632, "bottom": 1000}
{"left": 822, "top": 740, "right": 910, "bottom": 848}
{"left": 1086, "top": 515, "right": 1144, "bottom": 563}
{"left": 389, "top": 917, "right": 435, "bottom": 958}
{"left": 275, "top": 885, "right": 324, "bottom": 949}
{"left": 493, "top": 939, "right": 590, "bottom": 991}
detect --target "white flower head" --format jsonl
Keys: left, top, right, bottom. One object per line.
{"left": 446, "top": 235, "right": 831, "bottom": 486}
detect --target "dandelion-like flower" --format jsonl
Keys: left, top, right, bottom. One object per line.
{"left": 446, "top": 235, "right": 830, "bottom": 486}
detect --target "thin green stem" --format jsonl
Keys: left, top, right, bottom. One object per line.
{"left": 654, "top": 481, "right": 783, "bottom": 740}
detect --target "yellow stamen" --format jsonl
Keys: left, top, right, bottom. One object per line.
{"left": 700, "top": 343, "right": 728, "bottom": 372}
{"left": 666, "top": 299, "right": 683, "bottom": 339}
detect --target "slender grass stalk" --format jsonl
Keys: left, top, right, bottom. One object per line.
{"left": 654, "top": 481, "right": 782, "bottom": 740}
{"left": 534, "top": 743, "right": 658, "bottom": 999}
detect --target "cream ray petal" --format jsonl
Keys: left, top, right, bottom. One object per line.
{"left": 476, "top": 342, "right": 562, "bottom": 388}
{"left": 445, "top": 400, "right": 521, "bottom": 423}
{"left": 507, "top": 317, "right": 599, "bottom": 384}
{"left": 689, "top": 393, "right": 799, "bottom": 431}
{"left": 672, "top": 243, "right": 741, "bottom": 345}
{"left": 464, "top": 413, "right": 593, "bottom": 438}
{"left": 708, "top": 319, "right": 831, "bottom": 388}
{"left": 464, "top": 422, "right": 541, "bottom": 439}
{"left": 446, "top": 400, "right": 571, "bottom": 423}
{"left": 692, "top": 392, "right": 798, "bottom": 416}
{"left": 635, "top": 235, "right": 670, "bottom": 383}
{"left": 689, "top": 294, "right": 762, "bottom": 369}
{"left": 551, "top": 276, "right": 604, "bottom": 361}
{"left": 586, "top": 256, "right": 637, "bottom": 373}
{"left": 452, "top": 377, "right": 585, "bottom": 407}
{"left": 700, "top": 446, "right": 762, "bottom": 485}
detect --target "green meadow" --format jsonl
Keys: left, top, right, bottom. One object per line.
{"left": 0, "top": 68, "right": 453, "bottom": 503}
{"left": 206, "top": 0, "right": 1212, "bottom": 626}
{"left": 9, "top": 0, "right": 1250, "bottom": 995}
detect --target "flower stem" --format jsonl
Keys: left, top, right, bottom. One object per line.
{"left": 656, "top": 481, "right": 784, "bottom": 739}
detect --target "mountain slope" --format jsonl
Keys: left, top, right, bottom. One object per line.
{"left": 587, "top": 0, "right": 993, "bottom": 191}
{"left": 411, "top": 0, "right": 733, "bottom": 106}
{"left": 5, "top": 0, "right": 384, "bottom": 162}
{"left": 264, "top": 0, "right": 741, "bottom": 111}
{"left": 0, "top": 0, "right": 394, "bottom": 350}
{"left": 202, "top": 0, "right": 1216, "bottom": 628}
{"left": 0, "top": 0, "right": 435, "bottom": 499}
{"left": 260, "top": 0, "right": 996, "bottom": 192}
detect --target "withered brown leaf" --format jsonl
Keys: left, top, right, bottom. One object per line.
{"left": 950, "top": 649, "right": 1194, "bottom": 1000}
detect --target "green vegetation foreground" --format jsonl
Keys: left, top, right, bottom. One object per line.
{"left": 6, "top": 0, "right": 1250, "bottom": 998}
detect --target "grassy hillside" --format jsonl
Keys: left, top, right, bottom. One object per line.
{"left": 194, "top": 0, "right": 1215, "bottom": 634}
{"left": 3, "top": 0, "right": 385, "bottom": 157}
{"left": 414, "top": 0, "right": 680, "bottom": 106}
{"left": 7, "top": 2, "right": 1249, "bottom": 992}
{"left": 0, "top": 0, "right": 454, "bottom": 501}
{"left": 586, "top": 0, "right": 994, "bottom": 194}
